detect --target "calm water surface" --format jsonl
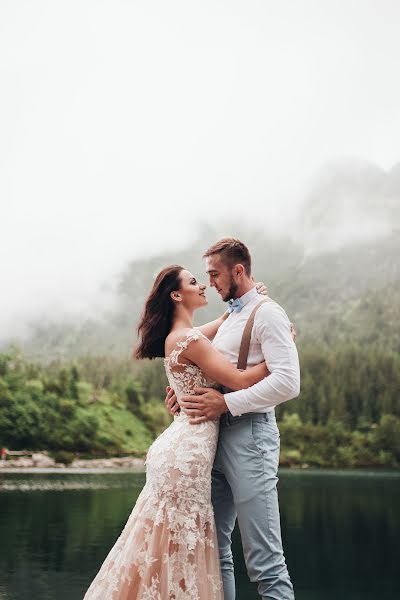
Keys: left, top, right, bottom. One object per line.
{"left": 0, "top": 469, "right": 398, "bottom": 600}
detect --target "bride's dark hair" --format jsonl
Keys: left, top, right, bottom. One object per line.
{"left": 134, "top": 265, "right": 184, "bottom": 359}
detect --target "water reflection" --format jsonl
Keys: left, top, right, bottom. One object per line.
{"left": 0, "top": 470, "right": 398, "bottom": 600}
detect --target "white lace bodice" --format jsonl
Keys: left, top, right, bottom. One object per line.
{"left": 164, "top": 328, "right": 218, "bottom": 415}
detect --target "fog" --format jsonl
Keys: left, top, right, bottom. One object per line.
{"left": 1, "top": 0, "right": 400, "bottom": 340}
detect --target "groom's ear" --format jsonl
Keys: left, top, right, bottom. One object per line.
{"left": 234, "top": 264, "right": 245, "bottom": 278}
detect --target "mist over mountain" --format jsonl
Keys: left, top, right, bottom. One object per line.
{"left": 4, "top": 158, "right": 400, "bottom": 360}
{"left": 301, "top": 158, "right": 400, "bottom": 255}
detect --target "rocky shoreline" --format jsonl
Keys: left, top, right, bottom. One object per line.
{"left": 0, "top": 452, "right": 146, "bottom": 471}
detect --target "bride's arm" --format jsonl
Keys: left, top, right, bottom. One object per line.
{"left": 198, "top": 311, "right": 230, "bottom": 340}
{"left": 181, "top": 337, "right": 270, "bottom": 391}
{"left": 198, "top": 281, "right": 268, "bottom": 340}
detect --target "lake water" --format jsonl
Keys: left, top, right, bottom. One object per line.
{"left": 0, "top": 469, "right": 398, "bottom": 599}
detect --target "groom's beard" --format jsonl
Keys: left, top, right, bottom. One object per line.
{"left": 223, "top": 278, "right": 238, "bottom": 303}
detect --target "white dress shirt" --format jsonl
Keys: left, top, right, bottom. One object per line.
{"left": 212, "top": 286, "right": 300, "bottom": 416}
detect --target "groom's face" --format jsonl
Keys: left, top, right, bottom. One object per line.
{"left": 206, "top": 254, "right": 238, "bottom": 302}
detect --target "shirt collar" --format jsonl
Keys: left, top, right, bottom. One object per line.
{"left": 236, "top": 286, "right": 258, "bottom": 308}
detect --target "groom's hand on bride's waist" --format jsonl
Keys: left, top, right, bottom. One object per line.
{"left": 181, "top": 388, "right": 228, "bottom": 424}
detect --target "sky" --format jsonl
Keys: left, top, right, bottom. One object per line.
{"left": 1, "top": 0, "right": 400, "bottom": 338}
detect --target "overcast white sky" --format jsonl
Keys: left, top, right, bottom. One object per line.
{"left": 1, "top": 0, "right": 400, "bottom": 338}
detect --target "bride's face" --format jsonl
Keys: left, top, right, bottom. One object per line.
{"left": 174, "top": 270, "right": 208, "bottom": 310}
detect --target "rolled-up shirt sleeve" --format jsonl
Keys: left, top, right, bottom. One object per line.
{"left": 224, "top": 303, "right": 300, "bottom": 416}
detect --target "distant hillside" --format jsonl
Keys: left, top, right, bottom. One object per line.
{"left": 6, "top": 158, "right": 400, "bottom": 360}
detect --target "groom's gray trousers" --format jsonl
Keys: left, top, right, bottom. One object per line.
{"left": 211, "top": 410, "right": 294, "bottom": 600}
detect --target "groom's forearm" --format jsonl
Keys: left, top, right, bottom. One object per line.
{"left": 224, "top": 364, "right": 300, "bottom": 416}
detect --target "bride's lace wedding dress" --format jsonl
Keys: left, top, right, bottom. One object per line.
{"left": 84, "top": 329, "right": 223, "bottom": 600}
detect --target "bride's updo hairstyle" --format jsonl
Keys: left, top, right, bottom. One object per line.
{"left": 134, "top": 265, "right": 184, "bottom": 359}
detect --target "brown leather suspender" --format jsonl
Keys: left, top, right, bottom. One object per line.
{"left": 237, "top": 299, "right": 269, "bottom": 370}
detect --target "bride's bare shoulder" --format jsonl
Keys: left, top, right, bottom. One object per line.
{"left": 164, "top": 327, "right": 195, "bottom": 356}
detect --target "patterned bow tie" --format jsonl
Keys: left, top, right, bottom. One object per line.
{"left": 228, "top": 298, "right": 243, "bottom": 313}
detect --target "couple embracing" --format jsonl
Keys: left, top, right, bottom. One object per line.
{"left": 84, "top": 238, "right": 300, "bottom": 600}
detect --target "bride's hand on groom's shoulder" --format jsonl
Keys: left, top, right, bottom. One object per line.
{"left": 255, "top": 280, "right": 268, "bottom": 295}
{"left": 165, "top": 386, "right": 180, "bottom": 416}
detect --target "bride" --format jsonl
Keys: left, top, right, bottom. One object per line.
{"left": 83, "top": 265, "right": 268, "bottom": 600}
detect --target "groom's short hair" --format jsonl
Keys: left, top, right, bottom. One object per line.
{"left": 203, "top": 238, "right": 252, "bottom": 275}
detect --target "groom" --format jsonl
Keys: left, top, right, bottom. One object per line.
{"left": 165, "top": 238, "right": 300, "bottom": 600}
